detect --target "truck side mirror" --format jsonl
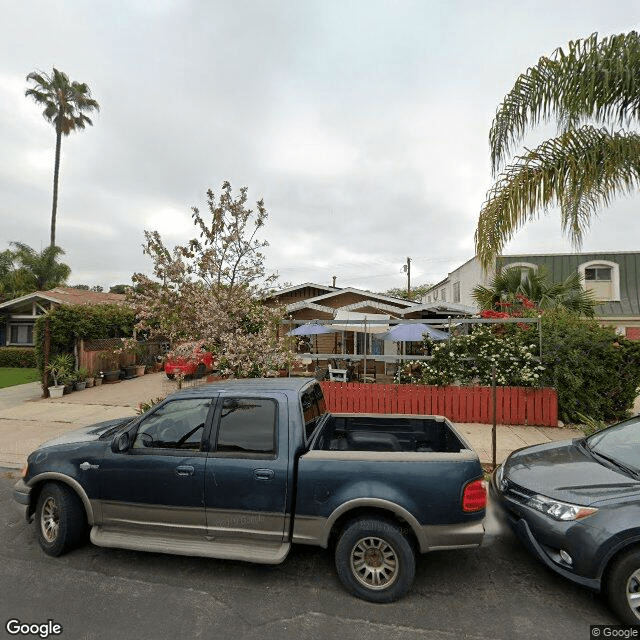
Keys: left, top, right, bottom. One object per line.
{"left": 112, "top": 432, "right": 130, "bottom": 453}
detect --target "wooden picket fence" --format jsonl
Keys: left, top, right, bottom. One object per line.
{"left": 320, "top": 382, "right": 558, "bottom": 427}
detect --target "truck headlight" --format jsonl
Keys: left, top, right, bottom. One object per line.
{"left": 526, "top": 494, "right": 597, "bottom": 521}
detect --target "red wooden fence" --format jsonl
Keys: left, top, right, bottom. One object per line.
{"left": 319, "top": 382, "right": 558, "bottom": 427}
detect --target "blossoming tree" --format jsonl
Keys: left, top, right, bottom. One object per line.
{"left": 130, "top": 182, "right": 296, "bottom": 377}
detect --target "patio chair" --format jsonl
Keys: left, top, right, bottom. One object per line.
{"left": 328, "top": 364, "right": 348, "bottom": 382}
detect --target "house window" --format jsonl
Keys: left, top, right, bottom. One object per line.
{"left": 585, "top": 267, "right": 612, "bottom": 282}
{"left": 9, "top": 324, "right": 34, "bottom": 346}
{"left": 578, "top": 260, "right": 620, "bottom": 302}
{"left": 433, "top": 290, "right": 438, "bottom": 301}
{"left": 453, "top": 282, "right": 460, "bottom": 303}
{"left": 440, "top": 288, "right": 446, "bottom": 302}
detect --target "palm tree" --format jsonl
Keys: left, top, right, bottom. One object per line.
{"left": 475, "top": 32, "right": 640, "bottom": 269}
{"left": 10, "top": 242, "right": 71, "bottom": 292}
{"left": 472, "top": 266, "right": 596, "bottom": 316}
{"left": 25, "top": 68, "right": 99, "bottom": 248}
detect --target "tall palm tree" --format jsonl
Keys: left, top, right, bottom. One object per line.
{"left": 475, "top": 32, "right": 640, "bottom": 269}
{"left": 10, "top": 242, "right": 71, "bottom": 292}
{"left": 25, "top": 68, "right": 99, "bottom": 248}
{"left": 472, "top": 266, "right": 596, "bottom": 316}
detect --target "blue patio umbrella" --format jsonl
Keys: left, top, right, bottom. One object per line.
{"left": 287, "top": 323, "right": 336, "bottom": 355}
{"left": 286, "top": 324, "right": 336, "bottom": 336}
{"left": 380, "top": 323, "right": 448, "bottom": 342}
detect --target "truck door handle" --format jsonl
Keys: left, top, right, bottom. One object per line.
{"left": 253, "top": 468, "right": 274, "bottom": 481}
{"left": 176, "top": 465, "right": 195, "bottom": 477}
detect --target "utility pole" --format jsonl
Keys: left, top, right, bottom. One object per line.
{"left": 403, "top": 257, "right": 411, "bottom": 297}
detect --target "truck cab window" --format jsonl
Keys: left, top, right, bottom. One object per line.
{"left": 215, "top": 397, "right": 277, "bottom": 455}
{"left": 133, "top": 398, "right": 211, "bottom": 450}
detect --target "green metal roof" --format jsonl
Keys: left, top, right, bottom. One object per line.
{"left": 498, "top": 252, "right": 640, "bottom": 318}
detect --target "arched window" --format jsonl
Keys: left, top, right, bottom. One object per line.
{"left": 578, "top": 260, "right": 620, "bottom": 302}
{"left": 501, "top": 262, "right": 538, "bottom": 283}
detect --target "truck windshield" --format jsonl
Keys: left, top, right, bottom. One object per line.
{"left": 301, "top": 383, "right": 327, "bottom": 442}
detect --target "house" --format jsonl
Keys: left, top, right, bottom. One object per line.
{"left": 422, "top": 252, "right": 640, "bottom": 339}
{"left": 264, "top": 282, "right": 470, "bottom": 363}
{"left": 0, "top": 287, "right": 126, "bottom": 347}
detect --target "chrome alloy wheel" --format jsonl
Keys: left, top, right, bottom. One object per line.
{"left": 40, "top": 496, "right": 59, "bottom": 543}
{"left": 626, "top": 568, "right": 640, "bottom": 621}
{"left": 350, "top": 536, "right": 399, "bottom": 590}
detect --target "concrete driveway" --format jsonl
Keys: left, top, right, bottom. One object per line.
{"left": 0, "top": 372, "right": 581, "bottom": 469}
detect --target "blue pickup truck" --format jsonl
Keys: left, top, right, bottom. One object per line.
{"left": 13, "top": 377, "right": 485, "bottom": 602}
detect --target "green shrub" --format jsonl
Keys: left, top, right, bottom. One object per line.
{"left": 33, "top": 304, "right": 136, "bottom": 374}
{"left": 0, "top": 347, "right": 37, "bottom": 368}
{"left": 538, "top": 309, "right": 640, "bottom": 423}
{"left": 397, "top": 309, "right": 640, "bottom": 423}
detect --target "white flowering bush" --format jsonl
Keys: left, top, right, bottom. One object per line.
{"left": 396, "top": 325, "right": 544, "bottom": 387}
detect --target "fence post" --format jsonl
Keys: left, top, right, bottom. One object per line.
{"left": 492, "top": 365, "right": 497, "bottom": 469}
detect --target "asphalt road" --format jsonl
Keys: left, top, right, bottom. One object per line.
{"left": 0, "top": 471, "right": 618, "bottom": 640}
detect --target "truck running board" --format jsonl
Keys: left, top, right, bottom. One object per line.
{"left": 91, "top": 526, "right": 291, "bottom": 564}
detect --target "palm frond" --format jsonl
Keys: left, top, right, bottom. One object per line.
{"left": 490, "top": 31, "right": 640, "bottom": 172}
{"left": 476, "top": 126, "right": 640, "bottom": 268}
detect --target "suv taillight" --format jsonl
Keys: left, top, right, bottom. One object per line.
{"left": 462, "top": 479, "right": 487, "bottom": 512}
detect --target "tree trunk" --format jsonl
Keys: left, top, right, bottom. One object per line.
{"left": 50, "top": 127, "right": 62, "bottom": 248}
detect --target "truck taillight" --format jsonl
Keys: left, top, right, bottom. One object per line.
{"left": 462, "top": 479, "right": 487, "bottom": 512}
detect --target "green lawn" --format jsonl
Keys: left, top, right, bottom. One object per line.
{"left": 0, "top": 368, "right": 41, "bottom": 389}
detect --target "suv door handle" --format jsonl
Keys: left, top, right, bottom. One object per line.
{"left": 253, "top": 468, "right": 274, "bottom": 481}
{"left": 176, "top": 465, "right": 195, "bottom": 477}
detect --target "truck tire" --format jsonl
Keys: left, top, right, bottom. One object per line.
{"left": 606, "top": 548, "right": 640, "bottom": 624}
{"left": 35, "top": 482, "right": 88, "bottom": 557}
{"left": 335, "top": 516, "right": 415, "bottom": 603}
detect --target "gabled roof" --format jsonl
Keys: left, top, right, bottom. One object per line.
{"left": 264, "top": 282, "right": 338, "bottom": 300}
{"left": 301, "top": 287, "right": 415, "bottom": 308}
{"left": 0, "top": 287, "right": 126, "bottom": 311}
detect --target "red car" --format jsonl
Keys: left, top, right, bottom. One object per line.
{"left": 164, "top": 342, "right": 216, "bottom": 379}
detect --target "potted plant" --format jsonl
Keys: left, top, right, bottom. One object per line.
{"left": 101, "top": 349, "right": 122, "bottom": 383}
{"left": 45, "top": 353, "right": 74, "bottom": 398}
{"left": 74, "top": 367, "right": 90, "bottom": 391}
{"left": 94, "top": 371, "right": 104, "bottom": 386}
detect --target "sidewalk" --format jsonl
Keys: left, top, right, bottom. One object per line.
{"left": 0, "top": 374, "right": 581, "bottom": 469}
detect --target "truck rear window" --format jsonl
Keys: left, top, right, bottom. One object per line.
{"left": 301, "top": 383, "right": 327, "bottom": 441}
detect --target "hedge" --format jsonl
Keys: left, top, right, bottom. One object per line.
{"left": 0, "top": 347, "right": 37, "bottom": 368}
{"left": 34, "top": 304, "right": 136, "bottom": 374}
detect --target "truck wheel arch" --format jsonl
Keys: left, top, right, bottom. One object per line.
{"left": 324, "top": 498, "right": 425, "bottom": 551}
{"left": 27, "top": 472, "right": 95, "bottom": 525}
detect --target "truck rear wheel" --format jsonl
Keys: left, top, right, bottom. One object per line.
{"left": 335, "top": 516, "right": 415, "bottom": 603}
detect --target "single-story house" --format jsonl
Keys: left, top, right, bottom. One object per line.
{"left": 0, "top": 287, "right": 126, "bottom": 347}
{"left": 264, "top": 282, "right": 471, "bottom": 364}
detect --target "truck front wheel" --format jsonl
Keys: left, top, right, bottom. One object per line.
{"left": 335, "top": 517, "right": 415, "bottom": 603}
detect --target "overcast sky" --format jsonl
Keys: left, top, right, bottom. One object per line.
{"left": 1, "top": 1, "right": 639, "bottom": 293}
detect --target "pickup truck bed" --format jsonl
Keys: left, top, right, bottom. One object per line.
{"left": 312, "top": 413, "right": 465, "bottom": 453}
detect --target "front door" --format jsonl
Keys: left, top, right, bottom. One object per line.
{"left": 98, "top": 397, "right": 214, "bottom": 538}
{"left": 204, "top": 393, "right": 289, "bottom": 543}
